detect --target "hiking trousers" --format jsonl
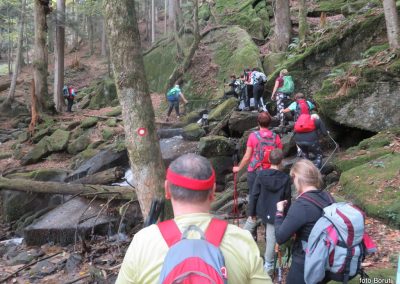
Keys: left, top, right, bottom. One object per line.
{"left": 276, "top": 92, "right": 290, "bottom": 125}
{"left": 265, "top": 223, "right": 275, "bottom": 265}
{"left": 253, "top": 83, "right": 263, "bottom": 109}
{"left": 287, "top": 259, "right": 330, "bottom": 284}
{"left": 167, "top": 100, "right": 179, "bottom": 117}
{"left": 66, "top": 98, "right": 74, "bottom": 112}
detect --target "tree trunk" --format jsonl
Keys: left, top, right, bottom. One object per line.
{"left": 33, "top": 0, "right": 50, "bottom": 112}
{"left": 101, "top": 18, "right": 107, "bottom": 56}
{"left": 73, "top": 0, "right": 79, "bottom": 49}
{"left": 298, "top": 0, "right": 308, "bottom": 43}
{"left": 25, "top": 34, "right": 29, "bottom": 64}
{"left": 164, "top": 0, "right": 168, "bottom": 35}
{"left": 54, "top": 0, "right": 66, "bottom": 112}
{"left": 168, "top": 0, "right": 175, "bottom": 34}
{"left": 173, "top": 0, "right": 184, "bottom": 59}
{"left": 5, "top": 0, "right": 26, "bottom": 105}
{"left": 104, "top": 0, "right": 166, "bottom": 219}
{"left": 70, "top": 167, "right": 125, "bottom": 185}
{"left": 383, "top": 0, "right": 400, "bottom": 49}
{"left": 151, "top": 0, "right": 155, "bottom": 43}
{"left": 0, "top": 176, "right": 135, "bottom": 200}
{"left": 8, "top": 8, "right": 12, "bottom": 75}
{"left": 272, "top": 0, "right": 291, "bottom": 52}
{"left": 166, "top": 0, "right": 199, "bottom": 91}
{"left": 88, "top": 16, "right": 94, "bottom": 56}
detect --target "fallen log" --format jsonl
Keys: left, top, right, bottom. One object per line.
{"left": 70, "top": 166, "right": 125, "bottom": 185}
{"left": 0, "top": 177, "right": 135, "bottom": 200}
{"left": 82, "top": 114, "right": 123, "bottom": 121}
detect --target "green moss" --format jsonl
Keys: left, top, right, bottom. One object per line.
{"left": 214, "top": 0, "right": 264, "bottom": 38}
{"left": 80, "top": 117, "right": 98, "bottom": 129}
{"left": 106, "top": 118, "right": 118, "bottom": 127}
{"left": 88, "top": 77, "right": 118, "bottom": 109}
{"left": 340, "top": 153, "right": 400, "bottom": 226}
{"left": 106, "top": 106, "right": 122, "bottom": 117}
{"left": 362, "top": 43, "right": 389, "bottom": 58}
{"left": 388, "top": 57, "right": 400, "bottom": 75}
{"left": 336, "top": 148, "right": 391, "bottom": 172}
{"left": 199, "top": 3, "right": 211, "bottom": 21}
{"left": 144, "top": 40, "right": 178, "bottom": 93}
{"left": 101, "top": 128, "right": 114, "bottom": 141}
{"left": 214, "top": 27, "right": 260, "bottom": 82}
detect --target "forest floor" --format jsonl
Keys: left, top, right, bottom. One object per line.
{"left": 0, "top": 42, "right": 399, "bottom": 283}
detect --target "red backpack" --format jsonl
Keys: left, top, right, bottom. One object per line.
{"left": 249, "top": 131, "right": 278, "bottom": 170}
{"left": 294, "top": 99, "right": 316, "bottom": 133}
{"left": 158, "top": 218, "right": 228, "bottom": 284}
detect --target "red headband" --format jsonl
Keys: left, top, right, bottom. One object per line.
{"left": 166, "top": 168, "right": 215, "bottom": 191}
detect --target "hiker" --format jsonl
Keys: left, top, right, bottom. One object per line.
{"left": 237, "top": 74, "right": 250, "bottom": 110}
{"left": 245, "top": 149, "right": 292, "bottom": 276}
{"left": 232, "top": 112, "right": 282, "bottom": 239}
{"left": 275, "top": 159, "right": 334, "bottom": 284}
{"left": 271, "top": 69, "right": 294, "bottom": 126}
{"left": 244, "top": 67, "right": 253, "bottom": 109}
{"left": 224, "top": 74, "right": 239, "bottom": 98}
{"left": 63, "top": 85, "right": 76, "bottom": 112}
{"left": 251, "top": 68, "right": 268, "bottom": 112}
{"left": 116, "top": 154, "right": 271, "bottom": 284}
{"left": 166, "top": 84, "right": 188, "bottom": 122}
{"left": 281, "top": 93, "right": 326, "bottom": 168}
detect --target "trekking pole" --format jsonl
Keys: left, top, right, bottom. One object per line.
{"left": 320, "top": 131, "right": 339, "bottom": 172}
{"left": 232, "top": 147, "right": 240, "bottom": 225}
{"left": 273, "top": 244, "right": 283, "bottom": 284}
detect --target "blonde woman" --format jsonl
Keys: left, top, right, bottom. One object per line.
{"left": 274, "top": 159, "right": 334, "bottom": 284}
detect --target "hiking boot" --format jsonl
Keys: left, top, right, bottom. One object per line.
{"left": 264, "top": 262, "right": 274, "bottom": 276}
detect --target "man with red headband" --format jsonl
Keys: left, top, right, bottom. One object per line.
{"left": 116, "top": 154, "right": 270, "bottom": 284}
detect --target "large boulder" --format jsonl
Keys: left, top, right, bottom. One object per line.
{"left": 67, "top": 132, "right": 91, "bottom": 155}
{"left": 66, "top": 148, "right": 129, "bottom": 181}
{"left": 339, "top": 153, "right": 400, "bottom": 227}
{"left": 209, "top": 156, "right": 233, "bottom": 185}
{"left": 228, "top": 111, "right": 259, "bottom": 135}
{"left": 182, "top": 123, "right": 206, "bottom": 141}
{"left": 46, "top": 129, "right": 70, "bottom": 152}
{"left": 160, "top": 136, "right": 198, "bottom": 166}
{"left": 208, "top": 98, "right": 237, "bottom": 122}
{"left": 198, "top": 136, "right": 235, "bottom": 157}
{"left": 24, "top": 197, "right": 121, "bottom": 246}
{"left": 79, "top": 77, "right": 119, "bottom": 110}
{"left": 20, "top": 130, "right": 70, "bottom": 165}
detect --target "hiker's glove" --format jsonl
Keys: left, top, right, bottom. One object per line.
{"left": 243, "top": 218, "right": 257, "bottom": 232}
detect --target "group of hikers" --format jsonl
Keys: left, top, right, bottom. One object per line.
{"left": 115, "top": 115, "right": 376, "bottom": 283}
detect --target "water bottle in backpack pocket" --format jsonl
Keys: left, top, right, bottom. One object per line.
{"left": 157, "top": 218, "right": 228, "bottom": 284}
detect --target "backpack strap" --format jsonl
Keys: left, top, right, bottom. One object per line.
{"left": 158, "top": 220, "right": 182, "bottom": 247}
{"left": 205, "top": 218, "right": 228, "bottom": 247}
{"left": 299, "top": 191, "right": 334, "bottom": 210}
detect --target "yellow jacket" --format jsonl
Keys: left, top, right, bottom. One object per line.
{"left": 116, "top": 213, "right": 272, "bottom": 284}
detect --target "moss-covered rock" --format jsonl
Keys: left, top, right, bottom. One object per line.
{"left": 106, "top": 106, "right": 122, "bottom": 117}
{"left": 70, "top": 148, "right": 99, "bottom": 170}
{"left": 335, "top": 129, "right": 398, "bottom": 171}
{"left": 80, "top": 117, "right": 98, "bottom": 129}
{"left": 101, "top": 128, "right": 114, "bottom": 141}
{"left": 198, "top": 135, "right": 235, "bottom": 157}
{"left": 67, "top": 133, "right": 91, "bottom": 155}
{"left": 182, "top": 123, "right": 206, "bottom": 141}
{"left": 208, "top": 97, "right": 237, "bottom": 122}
{"left": 144, "top": 40, "right": 178, "bottom": 93}
{"left": 0, "top": 152, "right": 12, "bottom": 160}
{"left": 214, "top": 0, "right": 266, "bottom": 38}
{"left": 105, "top": 118, "right": 118, "bottom": 127}
{"left": 20, "top": 139, "right": 50, "bottom": 165}
{"left": 47, "top": 129, "right": 71, "bottom": 152}
{"left": 5, "top": 169, "right": 69, "bottom": 182}
{"left": 263, "top": 53, "right": 286, "bottom": 76}
{"left": 32, "top": 128, "right": 51, "bottom": 144}
{"left": 86, "top": 78, "right": 119, "bottom": 109}
{"left": 339, "top": 153, "right": 400, "bottom": 227}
